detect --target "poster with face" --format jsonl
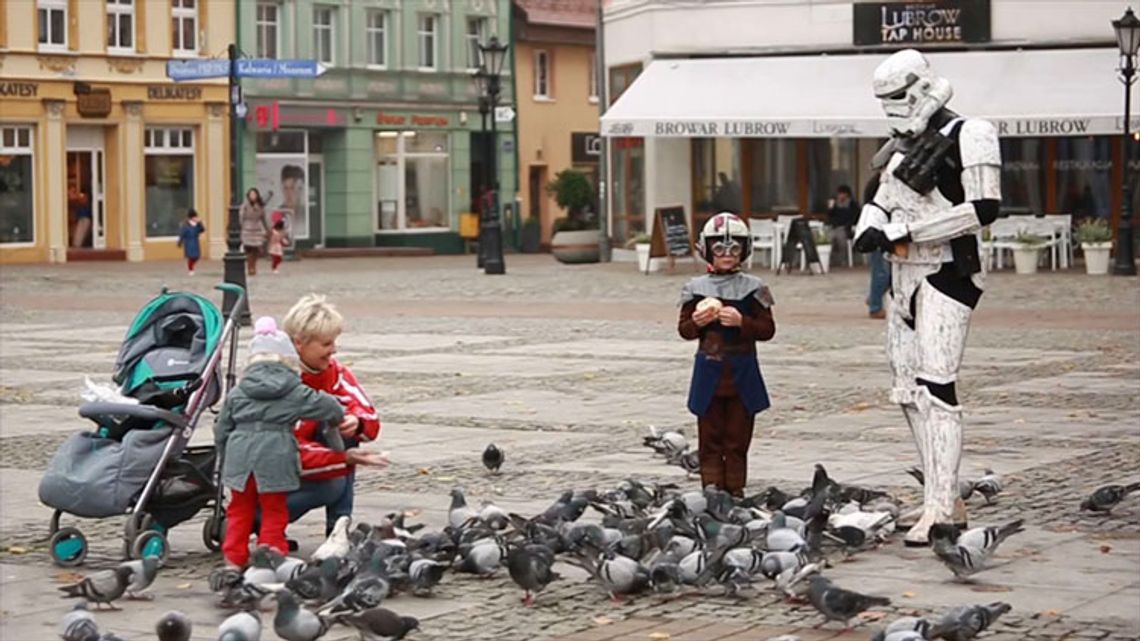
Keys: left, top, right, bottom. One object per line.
{"left": 255, "top": 155, "right": 308, "bottom": 240}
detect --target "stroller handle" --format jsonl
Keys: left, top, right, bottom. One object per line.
{"left": 79, "top": 402, "right": 189, "bottom": 429}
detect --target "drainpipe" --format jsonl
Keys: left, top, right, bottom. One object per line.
{"left": 596, "top": 0, "right": 611, "bottom": 262}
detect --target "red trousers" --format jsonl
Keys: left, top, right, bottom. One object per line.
{"left": 187, "top": 257, "right": 199, "bottom": 272}
{"left": 697, "top": 394, "right": 755, "bottom": 497}
{"left": 270, "top": 255, "right": 283, "bottom": 270}
{"left": 222, "top": 475, "right": 288, "bottom": 567}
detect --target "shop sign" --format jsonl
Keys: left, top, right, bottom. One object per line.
{"left": 996, "top": 118, "right": 1091, "bottom": 136}
{"left": 653, "top": 120, "right": 791, "bottom": 136}
{"left": 248, "top": 101, "right": 345, "bottom": 129}
{"left": 571, "top": 132, "right": 602, "bottom": 163}
{"left": 147, "top": 86, "right": 203, "bottom": 100}
{"left": 853, "top": 0, "right": 991, "bottom": 47}
{"left": 77, "top": 89, "right": 113, "bottom": 118}
{"left": 375, "top": 113, "right": 450, "bottom": 127}
{"left": 0, "top": 82, "right": 38, "bottom": 98}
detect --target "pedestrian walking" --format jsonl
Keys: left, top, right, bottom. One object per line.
{"left": 176, "top": 209, "right": 205, "bottom": 276}
{"left": 214, "top": 316, "right": 344, "bottom": 568}
{"left": 678, "top": 213, "right": 776, "bottom": 498}
{"left": 268, "top": 219, "right": 290, "bottom": 274}
{"left": 240, "top": 188, "right": 269, "bottom": 276}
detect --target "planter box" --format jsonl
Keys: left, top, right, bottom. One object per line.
{"left": 551, "top": 229, "right": 601, "bottom": 264}
{"left": 1012, "top": 246, "right": 1040, "bottom": 274}
{"left": 816, "top": 245, "right": 832, "bottom": 273}
{"left": 636, "top": 243, "right": 651, "bottom": 272}
{"left": 1082, "top": 242, "right": 1112, "bottom": 275}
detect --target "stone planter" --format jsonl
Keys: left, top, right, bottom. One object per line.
{"left": 635, "top": 243, "right": 651, "bottom": 272}
{"left": 815, "top": 244, "right": 832, "bottom": 273}
{"left": 1012, "top": 246, "right": 1040, "bottom": 274}
{"left": 1081, "top": 242, "right": 1112, "bottom": 275}
{"left": 551, "top": 229, "right": 601, "bottom": 264}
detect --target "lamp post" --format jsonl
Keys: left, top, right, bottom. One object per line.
{"left": 223, "top": 43, "right": 252, "bottom": 323}
{"left": 472, "top": 69, "right": 490, "bottom": 269}
{"left": 1113, "top": 7, "right": 1140, "bottom": 276}
{"left": 473, "top": 36, "right": 509, "bottom": 275}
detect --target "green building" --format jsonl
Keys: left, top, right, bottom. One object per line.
{"left": 236, "top": 0, "right": 517, "bottom": 253}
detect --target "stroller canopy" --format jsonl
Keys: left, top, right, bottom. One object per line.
{"left": 114, "top": 291, "right": 223, "bottom": 396}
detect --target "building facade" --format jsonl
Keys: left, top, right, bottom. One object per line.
{"left": 513, "top": 0, "right": 599, "bottom": 246}
{"left": 0, "top": 0, "right": 234, "bottom": 264}
{"left": 600, "top": 0, "right": 1133, "bottom": 252}
{"left": 235, "top": 0, "right": 516, "bottom": 254}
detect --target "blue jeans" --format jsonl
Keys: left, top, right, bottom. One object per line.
{"left": 287, "top": 470, "right": 354, "bottom": 535}
{"left": 868, "top": 251, "right": 891, "bottom": 313}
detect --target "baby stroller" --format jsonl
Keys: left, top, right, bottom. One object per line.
{"left": 38, "top": 283, "right": 246, "bottom": 566}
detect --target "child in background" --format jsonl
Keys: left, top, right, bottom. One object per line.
{"left": 268, "top": 219, "right": 289, "bottom": 274}
{"left": 678, "top": 212, "right": 776, "bottom": 498}
{"left": 214, "top": 317, "right": 344, "bottom": 568}
{"left": 176, "top": 209, "right": 205, "bottom": 275}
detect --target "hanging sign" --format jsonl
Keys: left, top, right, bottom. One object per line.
{"left": 853, "top": 0, "right": 991, "bottom": 47}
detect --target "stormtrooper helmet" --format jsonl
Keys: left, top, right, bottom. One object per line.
{"left": 697, "top": 212, "right": 751, "bottom": 267}
{"left": 872, "top": 49, "right": 953, "bottom": 138}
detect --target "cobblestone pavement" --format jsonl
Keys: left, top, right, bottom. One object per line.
{"left": 1, "top": 255, "right": 1138, "bottom": 641}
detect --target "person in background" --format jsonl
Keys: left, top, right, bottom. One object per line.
{"left": 826, "top": 185, "right": 860, "bottom": 268}
{"left": 861, "top": 178, "right": 891, "bottom": 319}
{"left": 268, "top": 219, "right": 289, "bottom": 275}
{"left": 176, "top": 209, "right": 205, "bottom": 276}
{"left": 240, "top": 188, "right": 269, "bottom": 276}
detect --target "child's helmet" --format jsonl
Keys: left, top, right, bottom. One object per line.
{"left": 698, "top": 212, "right": 751, "bottom": 265}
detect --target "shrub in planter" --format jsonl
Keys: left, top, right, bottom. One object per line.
{"left": 548, "top": 171, "right": 600, "bottom": 264}
{"left": 812, "top": 227, "right": 833, "bottom": 273}
{"left": 1012, "top": 231, "right": 1046, "bottom": 275}
{"left": 628, "top": 233, "right": 653, "bottom": 272}
{"left": 1075, "top": 218, "right": 1112, "bottom": 275}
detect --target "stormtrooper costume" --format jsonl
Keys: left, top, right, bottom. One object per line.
{"left": 853, "top": 49, "right": 1002, "bottom": 546}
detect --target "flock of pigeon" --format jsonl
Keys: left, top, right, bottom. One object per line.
{"left": 51, "top": 430, "right": 1140, "bottom": 641}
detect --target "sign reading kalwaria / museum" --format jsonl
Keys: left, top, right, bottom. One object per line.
{"left": 854, "top": 0, "right": 991, "bottom": 47}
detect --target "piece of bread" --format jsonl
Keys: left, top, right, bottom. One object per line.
{"left": 696, "top": 298, "right": 723, "bottom": 314}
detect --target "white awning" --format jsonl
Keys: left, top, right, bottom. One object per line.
{"left": 601, "top": 48, "right": 1128, "bottom": 138}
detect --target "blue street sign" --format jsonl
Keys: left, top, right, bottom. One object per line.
{"left": 166, "top": 58, "right": 230, "bottom": 81}
{"left": 235, "top": 59, "right": 327, "bottom": 79}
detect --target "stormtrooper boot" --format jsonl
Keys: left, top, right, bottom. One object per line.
{"left": 905, "top": 391, "right": 964, "bottom": 547}
{"left": 897, "top": 402, "right": 926, "bottom": 529}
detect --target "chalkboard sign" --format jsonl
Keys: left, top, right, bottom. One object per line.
{"left": 647, "top": 206, "right": 695, "bottom": 275}
{"left": 777, "top": 217, "right": 823, "bottom": 275}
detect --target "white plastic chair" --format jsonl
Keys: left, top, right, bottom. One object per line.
{"left": 1024, "top": 218, "right": 1062, "bottom": 270}
{"left": 748, "top": 218, "right": 780, "bottom": 270}
{"left": 1044, "top": 214, "right": 1073, "bottom": 268}
{"left": 988, "top": 218, "right": 1023, "bottom": 270}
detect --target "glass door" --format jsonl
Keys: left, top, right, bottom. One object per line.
{"left": 92, "top": 150, "right": 106, "bottom": 249}
{"left": 308, "top": 157, "right": 323, "bottom": 247}
{"left": 376, "top": 158, "right": 399, "bottom": 231}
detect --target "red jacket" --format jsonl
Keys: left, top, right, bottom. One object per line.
{"left": 295, "top": 358, "right": 380, "bottom": 481}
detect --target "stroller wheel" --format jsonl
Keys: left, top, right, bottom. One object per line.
{"left": 49, "top": 527, "right": 88, "bottom": 567}
{"left": 131, "top": 530, "right": 169, "bottom": 563}
{"left": 202, "top": 514, "right": 225, "bottom": 552}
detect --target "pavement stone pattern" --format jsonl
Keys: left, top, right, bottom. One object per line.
{"left": 0, "top": 256, "right": 1138, "bottom": 641}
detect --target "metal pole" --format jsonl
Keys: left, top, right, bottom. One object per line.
{"left": 596, "top": 0, "right": 611, "bottom": 262}
{"left": 477, "top": 104, "right": 488, "bottom": 269}
{"left": 222, "top": 43, "right": 252, "bottom": 324}
{"left": 1115, "top": 55, "right": 1138, "bottom": 275}
{"left": 483, "top": 75, "right": 506, "bottom": 275}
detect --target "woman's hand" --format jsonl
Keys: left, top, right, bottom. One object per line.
{"left": 718, "top": 306, "right": 743, "bottom": 327}
{"left": 692, "top": 307, "right": 718, "bottom": 327}
{"left": 345, "top": 449, "right": 389, "bottom": 468}
{"left": 337, "top": 415, "right": 360, "bottom": 437}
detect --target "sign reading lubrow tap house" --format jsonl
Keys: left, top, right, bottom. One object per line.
{"left": 854, "top": 0, "right": 991, "bottom": 47}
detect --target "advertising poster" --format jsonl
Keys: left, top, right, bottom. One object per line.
{"left": 255, "top": 155, "right": 308, "bottom": 240}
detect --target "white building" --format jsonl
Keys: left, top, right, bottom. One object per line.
{"left": 599, "top": 0, "right": 1131, "bottom": 254}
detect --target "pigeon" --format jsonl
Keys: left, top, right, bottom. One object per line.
{"left": 267, "top": 548, "right": 308, "bottom": 582}
{"left": 218, "top": 610, "right": 262, "bottom": 641}
{"left": 58, "top": 566, "right": 133, "bottom": 610}
{"left": 319, "top": 566, "right": 390, "bottom": 616}
{"left": 807, "top": 575, "right": 891, "bottom": 628}
{"left": 871, "top": 617, "right": 934, "bottom": 641}
{"left": 482, "top": 443, "right": 504, "bottom": 473}
{"left": 333, "top": 607, "right": 420, "bottom": 641}
{"left": 767, "top": 512, "right": 807, "bottom": 552}
{"left": 479, "top": 501, "right": 510, "bottom": 530}
{"left": 907, "top": 467, "right": 976, "bottom": 501}
{"left": 59, "top": 603, "right": 99, "bottom": 641}
{"left": 457, "top": 539, "right": 503, "bottom": 576}
{"left": 244, "top": 547, "right": 281, "bottom": 585}
{"left": 929, "top": 601, "right": 1011, "bottom": 640}
{"left": 643, "top": 426, "right": 687, "bottom": 457}
{"left": 119, "top": 556, "right": 160, "bottom": 600}
{"left": 508, "top": 542, "right": 560, "bottom": 606}
{"left": 408, "top": 558, "right": 447, "bottom": 596}
{"left": 589, "top": 553, "right": 651, "bottom": 600}
{"left": 930, "top": 519, "right": 1025, "bottom": 580}
{"left": 971, "top": 469, "right": 1003, "bottom": 504}
{"left": 210, "top": 566, "right": 276, "bottom": 610}
{"left": 667, "top": 448, "right": 701, "bottom": 477}
{"left": 155, "top": 611, "right": 192, "bottom": 641}
{"left": 312, "top": 516, "right": 352, "bottom": 561}
{"left": 274, "top": 590, "right": 331, "bottom": 641}
{"left": 1080, "top": 482, "right": 1140, "bottom": 513}
{"left": 448, "top": 489, "right": 480, "bottom": 529}
{"left": 648, "top": 558, "right": 682, "bottom": 593}
{"left": 774, "top": 561, "right": 821, "bottom": 600}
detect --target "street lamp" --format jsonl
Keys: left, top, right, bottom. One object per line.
{"left": 1113, "top": 7, "right": 1140, "bottom": 275}
{"left": 472, "top": 69, "right": 490, "bottom": 269}
{"left": 472, "top": 36, "right": 509, "bottom": 275}
{"left": 223, "top": 43, "right": 252, "bottom": 323}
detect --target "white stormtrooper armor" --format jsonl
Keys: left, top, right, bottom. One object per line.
{"left": 854, "top": 49, "right": 1002, "bottom": 546}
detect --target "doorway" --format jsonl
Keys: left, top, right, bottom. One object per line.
{"left": 66, "top": 127, "right": 107, "bottom": 250}
{"left": 308, "top": 156, "right": 324, "bottom": 247}
{"left": 528, "top": 165, "right": 546, "bottom": 221}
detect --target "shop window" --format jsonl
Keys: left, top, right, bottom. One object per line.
{"left": 611, "top": 137, "right": 645, "bottom": 245}
{"left": 608, "top": 63, "right": 641, "bottom": 106}
{"left": 144, "top": 128, "right": 195, "bottom": 238}
{"left": 256, "top": 2, "right": 279, "bottom": 59}
{"left": 418, "top": 14, "right": 438, "bottom": 71}
{"left": 367, "top": 10, "right": 388, "bottom": 68}
{"left": 313, "top": 6, "right": 336, "bottom": 66}
{"left": 750, "top": 139, "right": 799, "bottom": 213}
{"left": 172, "top": 0, "right": 197, "bottom": 57}
{"left": 466, "top": 17, "right": 486, "bottom": 70}
{"left": 375, "top": 132, "right": 451, "bottom": 232}
{"left": 999, "top": 139, "right": 1045, "bottom": 215}
{"left": 107, "top": 0, "right": 135, "bottom": 53}
{"left": 1054, "top": 137, "right": 1112, "bottom": 220}
{"left": 38, "top": 0, "right": 67, "bottom": 51}
{"left": 255, "top": 130, "right": 309, "bottom": 240}
{"left": 0, "top": 127, "right": 35, "bottom": 245}
{"left": 692, "top": 138, "right": 742, "bottom": 216}
{"left": 534, "top": 50, "right": 551, "bottom": 99}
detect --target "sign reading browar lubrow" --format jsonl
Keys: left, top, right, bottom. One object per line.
{"left": 854, "top": 0, "right": 991, "bottom": 47}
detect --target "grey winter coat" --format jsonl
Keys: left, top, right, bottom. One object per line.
{"left": 215, "top": 361, "right": 344, "bottom": 493}
{"left": 239, "top": 201, "right": 268, "bottom": 248}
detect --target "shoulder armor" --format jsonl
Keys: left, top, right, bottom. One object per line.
{"left": 871, "top": 139, "right": 899, "bottom": 171}
{"left": 957, "top": 118, "right": 1001, "bottom": 168}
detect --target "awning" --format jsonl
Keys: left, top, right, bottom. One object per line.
{"left": 601, "top": 48, "right": 1128, "bottom": 138}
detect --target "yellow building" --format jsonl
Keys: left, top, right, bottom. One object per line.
{"left": 0, "top": 0, "right": 234, "bottom": 264}
{"left": 512, "top": 0, "right": 599, "bottom": 246}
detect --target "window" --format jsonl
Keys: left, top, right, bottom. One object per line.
{"left": 171, "top": 0, "right": 197, "bottom": 56}
{"left": 999, "top": 139, "right": 1046, "bottom": 215}
{"left": 749, "top": 140, "right": 800, "bottom": 213}
{"left": 0, "top": 127, "right": 36, "bottom": 245}
{"left": 144, "top": 128, "right": 195, "bottom": 238}
{"left": 534, "top": 50, "right": 551, "bottom": 99}
{"left": 366, "top": 10, "right": 387, "bottom": 68}
{"left": 608, "top": 63, "right": 642, "bottom": 106}
{"left": 611, "top": 137, "right": 645, "bottom": 245}
{"left": 313, "top": 6, "right": 335, "bottom": 65}
{"left": 375, "top": 132, "right": 451, "bottom": 231}
{"left": 107, "top": 0, "right": 135, "bottom": 53}
{"left": 1054, "top": 137, "right": 1112, "bottom": 220}
{"left": 693, "top": 138, "right": 742, "bottom": 216}
{"left": 417, "top": 14, "right": 437, "bottom": 70}
{"left": 255, "top": 131, "right": 310, "bottom": 240}
{"left": 465, "top": 17, "right": 486, "bottom": 69}
{"left": 255, "top": 2, "right": 279, "bottom": 59}
{"left": 38, "top": 0, "right": 67, "bottom": 50}
{"left": 589, "top": 53, "right": 599, "bottom": 102}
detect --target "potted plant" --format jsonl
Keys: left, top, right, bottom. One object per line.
{"left": 628, "top": 233, "right": 652, "bottom": 272}
{"left": 547, "top": 170, "right": 600, "bottom": 264}
{"left": 812, "top": 227, "right": 832, "bottom": 273}
{"left": 1011, "top": 231, "right": 1045, "bottom": 275}
{"left": 520, "top": 215, "right": 542, "bottom": 254}
{"left": 1075, "top": 218, "right": 1113, "bottom": 275}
